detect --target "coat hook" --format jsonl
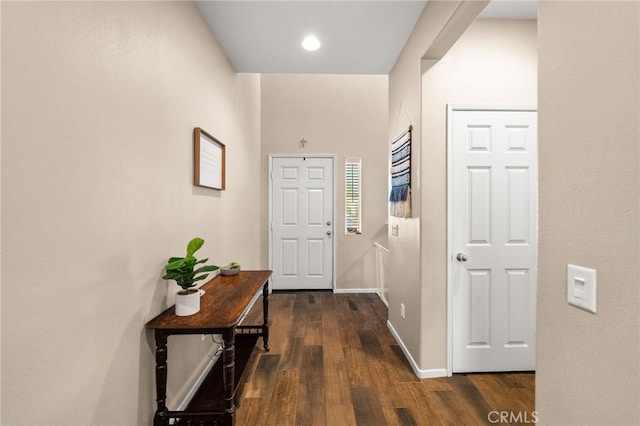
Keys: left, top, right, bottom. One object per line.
{"left": 300, "top": 138, "right": 307, "bottom": 148}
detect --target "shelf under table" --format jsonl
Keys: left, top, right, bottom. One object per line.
{"left": 185, "top": 334, "right": 259, "bottom": 413}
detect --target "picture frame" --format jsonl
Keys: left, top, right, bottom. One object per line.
{"left": 194, "top": 127, "right": 225, "bottom": 190}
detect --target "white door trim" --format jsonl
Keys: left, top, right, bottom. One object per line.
{"left": 446, "top": 104, "right": 537, "bottom": 376}
{"left": 268, "top": 154, "right": 337, "bottom": 291}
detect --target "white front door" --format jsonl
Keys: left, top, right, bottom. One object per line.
{"left": 271, "top": 156, "right": 334, "bottom": 290}
{"left": 450, "top": 106, "right": 537, "bottom": 373}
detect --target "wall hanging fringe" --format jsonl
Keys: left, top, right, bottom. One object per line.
{"left": 389, "top": 125, "right": 412, "bottom": 218}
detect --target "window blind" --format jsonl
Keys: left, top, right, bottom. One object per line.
{"left": 345, "top": 158, "right": 362, "bottom": 234}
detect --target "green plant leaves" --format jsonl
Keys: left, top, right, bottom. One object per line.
{"left": 162, "top": 237, "right": 218, "bottom": 291}
{"left": 161, "top": 272, "right": 177, "bottom": 280}
{"left": 186, "top": 237, "right": 204, "bottom": 257}
{"left": 192, "top": 275, "right": 210, "bottom": 282}
{"left": 165, "top": 258, "right": 185, "bottom": 271}
{"left": 194, "top": 264, "right": 219, "bottom": 274}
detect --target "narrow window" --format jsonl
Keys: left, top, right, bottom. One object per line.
{"left": 345, "top": 158, "right": 362, "bottom": 235}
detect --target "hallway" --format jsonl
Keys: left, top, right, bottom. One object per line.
{"left": 236, "top": 292, "right": 534, "bottom": 425}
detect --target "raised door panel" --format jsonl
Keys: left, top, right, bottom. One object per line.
{"left": 468, "top": 167, "right": 492, "bottom": 246}
{"left": 505, "top": 269, "right": 530, "bottom": 347}
{"left": 468, "top": 269, "right": 492, "bottom": 348}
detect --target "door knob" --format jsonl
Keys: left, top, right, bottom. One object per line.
{"left": 456, "top": 252, "right": 468, "bottom": 262}
{"left": 326, "top": 230, "right": 332, "bottom": 236}
{"left": 327, "top": 221, "right": 332, "bottom": 226}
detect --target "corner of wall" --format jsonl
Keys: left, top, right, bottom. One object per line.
{"left": 388, "top": 0, "right": 490, "bottom": 374}
{"left": 0, "top": 1, "right": 3, "bottom": 415}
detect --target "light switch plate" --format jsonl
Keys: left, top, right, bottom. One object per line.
{"left": 567, "top": 264, "right": 597, "bottom": 313}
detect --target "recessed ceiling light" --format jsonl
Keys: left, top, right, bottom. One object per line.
{"left": 302, "top": 35, "right": 321, "bottom": 52}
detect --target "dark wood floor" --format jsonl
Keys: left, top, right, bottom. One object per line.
{"left": 236, "top": 292, "right": 534, "bottom": 426}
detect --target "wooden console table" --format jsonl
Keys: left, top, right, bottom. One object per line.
{"left": 146, "top": 270, "right": 272, "bottom": 426}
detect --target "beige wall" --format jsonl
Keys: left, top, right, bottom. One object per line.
{"left": 1, "top": 2, "right": 261, "bottom": 425}
{"left": 0, "top": 1, "right": 3, "bottom": 416}
{"left": 537, "top": 2, "right": 640, "bottom": 424}
{"left": 260, "top": 74, "right": 388, "bottom": 290}
{"left": 420, "top": 18, "right": 537, "bottom": 370}
{"left": 388, "top": 0, "right": 470, "bottom": 368}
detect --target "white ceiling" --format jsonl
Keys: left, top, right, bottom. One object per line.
{"left": 196, "top": 1, "right": 537, "bottom": 75}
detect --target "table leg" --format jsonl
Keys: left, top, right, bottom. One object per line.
{"left": 153, "top": 331, "right": 168, "bottom": 426}
{"left": 262, "top": 282, "right": 270, "bottom": 352}
{"left": 222, "top": 328, "right": 236, "bottom": 425}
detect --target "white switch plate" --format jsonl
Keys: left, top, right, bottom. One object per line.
{"left": 567, "top": 264, "right": 597, "bottom": 313}
{"left": 392, "top": 224, "right": 399, "bottom": 236}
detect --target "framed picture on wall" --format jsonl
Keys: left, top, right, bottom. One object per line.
{"left": 194, "top": 127, "right": 226, "bottom": 190}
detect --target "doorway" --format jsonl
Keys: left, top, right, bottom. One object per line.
{"left": 447, "top": 105, "right": 538, "bottom": 373}
{"left": 269, "top": 155, "right": 335, "bottom": 290}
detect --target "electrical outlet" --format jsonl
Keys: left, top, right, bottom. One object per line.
{"left": 400, "top": 303, "right": 406, "bottom": 319}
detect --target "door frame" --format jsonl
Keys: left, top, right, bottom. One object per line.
{"left": 268, "top": 154, "right": 337, "bottom": 291}
{"left": 446, "top": 104, "right": 537, "bottom": 376}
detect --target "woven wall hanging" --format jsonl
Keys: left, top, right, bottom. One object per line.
{"left": 389, "top": 125, "right": 412, "bottom": 218}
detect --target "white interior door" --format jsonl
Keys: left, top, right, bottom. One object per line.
{"left": 271, "top": 156, "right": 334, "bottom": 290}
{"left": 450, "top": 106, "right": 537, "bottom": 373}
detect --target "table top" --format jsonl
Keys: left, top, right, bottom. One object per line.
{"left": 145, "top": 270, "right": 272, "bottom": 331}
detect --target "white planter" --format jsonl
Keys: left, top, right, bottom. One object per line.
{"left": 221, "top": 265, "right": 241, "bottom": 276}
{"left": 175, "top": 289, "right": 204, "bottom": 316}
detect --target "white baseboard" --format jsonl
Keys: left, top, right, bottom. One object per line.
{"left": 419, "top": 368, "right": 448, "bottom": 379}
{"left": 333, "top": 287, "right": 378, "bottom": 294}
{"left": 386, "top": 320, "right": 447, "bottom": 379}
{"left": 376, "top": 291, "right": 389, "bottom": 307}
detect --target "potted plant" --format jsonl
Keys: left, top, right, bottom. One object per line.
{"left": 221, "top": 261, "right": 241, "bottom": 276}
{"left": 162, "top": 237, "right": 219, "bottom": 316}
